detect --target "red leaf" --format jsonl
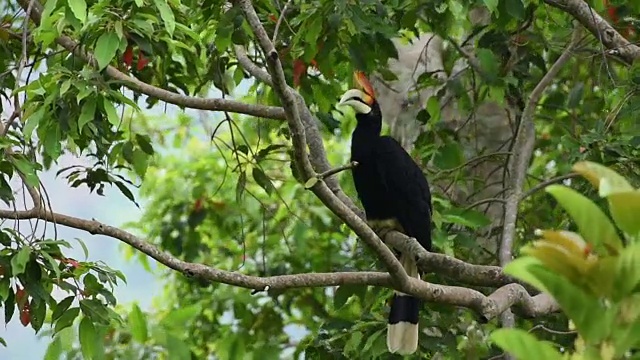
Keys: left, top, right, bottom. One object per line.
{"left": 123, "top": 46, "right": 134, "bottom": 67}
{"left": 137, "top": 50, "right": 150, "bottom": 71}
{"left": 193, "top": 198, "right": 204, "bottom": 212}
{"left": 16, "top": 286, "right": 26, "bottom": 307}
{"left": 61, "top": 258, "right": 80, "bottom": 268}
{"left": 268, "top": 14, "right": 277, "bottom": 22}
{"left": 293, "top": 59, "right": 307, "bottom": 87}
{"left": 20, "top": 308, "right": 30, "bottom": 326}
{"left": 604, "top": 0, "right": 619, "bottom": 24}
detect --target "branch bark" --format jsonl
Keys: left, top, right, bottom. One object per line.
{"left": 543, "top": 0, "right": 640, "bottom": 64}
{"left": 0, "top": 207, "right": 558, "bottom": 320}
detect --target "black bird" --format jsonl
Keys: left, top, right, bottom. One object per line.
{"left": 338, "top": 71, "right": 433, "bottom": 355}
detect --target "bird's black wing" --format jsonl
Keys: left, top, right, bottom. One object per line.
{"left": 375, "top": 136, "right": 432, "bottom": 250}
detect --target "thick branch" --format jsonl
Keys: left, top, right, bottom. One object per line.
{"left": 384, "top": 231, "right": 537, "bottom": 291}
{"left": 500, "top": 26, "right": 582, "bottom": 267}
{"left": 0, "top": 207, "right": 558, "bottom": 320}
{"left": 16, "top": 0, "right": 286, "bottom": 120}
{"left": 543, "top": 0, "right": 640, "bottom": 64}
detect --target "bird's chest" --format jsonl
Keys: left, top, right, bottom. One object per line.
{"left": 351, "top": 159, "right": 394, "bottom": 219}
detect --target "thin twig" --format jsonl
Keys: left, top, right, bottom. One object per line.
{"left": 317, "top": 161, "right": 358, "bottom": 180}
{"left": 520, "top": 173, "right": 580, "bottom": 201}
{"left": 271, "top": 0, "right": 292, "bottom": 44}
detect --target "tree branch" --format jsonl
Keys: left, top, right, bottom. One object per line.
{"left": 500, "top": 25, "right": 583, "bottom": 267}
{"left": 233, "top": 45, "right": 364, "bottom": 218}
{"left": 237, "top": 2, "right": 399, "bottom": 287}
{"left": 317, "top": 161, "right": 358, "bottom": 180}
{"left": 543, "top": 0, "right": 640, "bottom": 64}
{"left": 16, "top": 0, "right": 286, "bottom": 120}
{"left": 497, "top": 24, "right": 582, "bottom": 337}
{"left": 384, "top": 231, "right": 538, "bottom": 292}
{"left": 0, "top": 207, "right": 558, "bottom": 320}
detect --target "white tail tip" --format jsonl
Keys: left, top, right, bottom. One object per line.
{"left": 387, "top": 321, "right": 419, "bottom": 355}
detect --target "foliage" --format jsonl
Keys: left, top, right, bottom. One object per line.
{"left": 0, "top": 0, "right": 638, "bottom": 358}
{"left": 492, "top": 161, "right": 640, "bottom": 360}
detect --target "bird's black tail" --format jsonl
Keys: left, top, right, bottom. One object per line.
{"left": 387, "top": 253, "right": 420, "bottom": 355}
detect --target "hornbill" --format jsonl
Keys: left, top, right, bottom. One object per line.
{"left": 338, "top": 71, "right": 433, "bottom": 355}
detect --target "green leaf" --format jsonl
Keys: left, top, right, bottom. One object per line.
{"left": 135, "top": 134, "right": 154, "bottom": 155}
{"left": 153, "top": 0, "right": 176, "bottom": 36}
{"left": 66, "top": 0, "right": 87, "bottom": 24}
{"left": 11, "top": 155, "right": 39, "bottom": 188}
{"left": 545, "top": 185, "right": 622, "bottom": 255}
{"left": 612, "top": 243, "right": 640, "bottom": 298}
{"left": 79, "top": 316, "right": 98, "bottom": 359}
{"left": 165, "top": 333, "right": 191, "bottom": 360}
{"left": 131, "top": 149, "right": 149, "bottom": 177}
{"left": 52, "top": 296, "right": 75, "bottom": 322}
{"left": 41, "top": 251, "right": 62, "bottom": 279}
{"left": 78, "top": 98, "right": 96, "bottom": 132}
{"left": 23, "top": 107, "right": 45, "bottom": 138}
{"left": 0, "top": 275, "right": 9, "bottom": 302}
{"left": 504, "top": 0, "right": 525, "bottom": 19}
{"left": 114, "top": 181, "right": 137, "bottom": 205}
{"left": 483, "top": 0, "right": 499, "bottom": 13}
{"left": 433, "top": 140, "right": 464, "bottom": 170}
{"left": 490, "top": 328, "right": 563, "bottom": 360}
{"left": 30, "top": 297, "right": 47, "bottom": 332}
{"left": 236, "top": 171, "right": 246, "bottom": 202}
{"left": 252, "top": 167, "right": 275, "bottom": 195}
{"left": 54, "top": 307, "right": 80, "bottom": 334}
{"left": 362, "top": 328, "right": 384, "bottom": 353}
{"left": 160, "top": 303, "right": 202, "bottom": 329}
{"left": 102, "top": 98, "right": 120, "bottom": 127}
{"left": 334, "top": 285, "right": 361, "bottom": 309}
{"left": 44, "top": 336, "right": 63, "bottom": 360}
{"left": 79, "top": 299, "right": 111, "bottom": 325}
{"left": 476, "top": 48, "right": 500, "bottom": 83}
{"left": 4, "top": 288, "right": 15, "bottom": 324}
{"left": 441, "top": 208, "right": 491, "bottom": 229}
{"left": 304, "top": 17, "right": 323, "bottom": 45}
{"left": 74, "top": 238, "right": 89, "bottom": 260}
{"left": 344, "top": 331, "right": 363, "bottom": 355}
{"left": 606, "top": 191, "right": 640, "bottom": 239}
{"left": 94, "top": 32, "right": 121, "bottom": 70}
{"left": 128, "top": 303, "right": 148, "bottom": 343}
{"left": 425, "top": 96, "right": 440, "bottom": 123}
{"left": 572, "top": 161, "right": 634, "bottom": 197}
{"left": 567, "top": 82, "right": 584, "bottom": 109}
{"left": 11, "top": 246, "right": 31, "bottom": 276}
{"left": 505, "top": 258, "right": 609, "bottom": 342}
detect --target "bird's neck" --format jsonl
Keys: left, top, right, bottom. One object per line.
{"left": 351, "top": 114, "right": 382, "bottom": 161}
{"left": 354, "top": 113, "right": 382, "bottom": 137}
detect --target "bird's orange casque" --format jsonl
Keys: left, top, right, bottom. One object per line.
{"left": 353, "top": 71, "right": 376, "bottom": 104}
